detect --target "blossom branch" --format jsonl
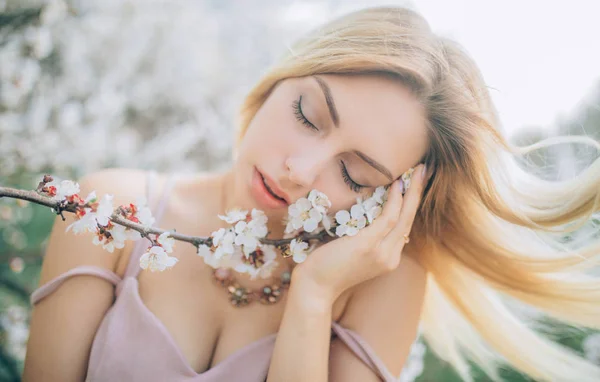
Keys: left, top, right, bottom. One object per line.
{"left": 0, "top": 170, "right": 412, "bottom": 278}
{"left": 1, "top": 185, "right": 76, "bottom": 213}
{"left": 0, "top": 185, "right": 330, "bottom": 248}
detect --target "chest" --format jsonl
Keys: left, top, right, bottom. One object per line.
{"left": 129, "top": 203, "right": 351, "bottom": 374}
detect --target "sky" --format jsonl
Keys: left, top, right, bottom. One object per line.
{"left": 415, "top": 0, "right": 600, "bottom": 136}
{"left": 280, "top": 0, "right": 600, "bottom": 137}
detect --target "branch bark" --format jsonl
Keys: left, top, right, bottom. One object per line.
{"left": 0, "top": 186, "right": 331, "bottom": 250}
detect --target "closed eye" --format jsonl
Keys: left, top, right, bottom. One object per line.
{"left": 292, "top": 96, "right": 318, "bottom": 131}
{"left": 339, "top": 160, "right": 366, "bottom": 193}
{"left": 291, "top": 95, "right": 366, "bottom": 194}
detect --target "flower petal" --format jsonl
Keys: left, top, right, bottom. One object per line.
{"left": 284, "top": 221, "right": 295, "bottom": 234}
{"left": 308, "top": 208, "right": 322, "bottom": 222}
{"left": 288, "top": 203, "right": 301, "bottom": 217}
{"left": 335, "top": 210, "right": 350, "bottom": 225}
{"left": 303, "top": 218, "right": 318, "bottom": 233}
{"left": 297, "top": 198, "right": 312, "bottom": 212}
{"left": 335, "top": 224, "right": 347, "bottom": 237}
{"left": 350, "top": 204, "right": 365, "bottom": 219}
{"left": 293, "top": 251, "right": 307, "bottom": 263}
{"left": 347, "top": 227, "right": 359, "bottom": 236}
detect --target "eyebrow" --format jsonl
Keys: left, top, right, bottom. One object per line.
{"left": 312, "top": 75, "right": 394, "bottom": 182}
{"left": 313, "top": 76, "right": 340, "bottom": 127}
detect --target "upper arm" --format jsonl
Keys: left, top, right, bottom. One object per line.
{"left": 22, "top": 168, "right": 147, "bottom": 382}
{"left": 329, "top": 253, "right": 427, "bottom": 382}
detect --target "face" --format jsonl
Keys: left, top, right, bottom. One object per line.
{"left": 229, "top": 73, "right": 429, "bottom": 233}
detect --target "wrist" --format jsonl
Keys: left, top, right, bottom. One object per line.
{"left": 289, "top": 268, "right": 336, "bottom": 309}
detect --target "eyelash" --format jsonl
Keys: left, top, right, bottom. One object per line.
{"left": 339, "top": 160, "right": 365, "bottom": 193}
{"left": 291, "top": 95, "right": 318, "bottom": 131}
{"left": 291, "top": 95, "right": 366, "bottom": 193}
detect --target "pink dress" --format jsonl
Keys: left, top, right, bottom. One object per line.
{"left": 30, "top": 171, "right": 401, "bottom": 381}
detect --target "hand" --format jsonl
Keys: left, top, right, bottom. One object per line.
{"left": 292, "top": 163, "right": 429, "bottom": 303}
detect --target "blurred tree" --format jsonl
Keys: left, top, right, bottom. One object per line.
{"left": 1, "top": 1, "right": 599, "bottom": 381}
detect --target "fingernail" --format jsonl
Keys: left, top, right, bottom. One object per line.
{"left": 398, "top": 179, "right": 404, "bottom": 193}
{"left": 421, "top": 164, "right": 427, "bottom": 181}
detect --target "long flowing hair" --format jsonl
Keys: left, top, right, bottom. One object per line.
{"left": 234, "top": 6, "right": 600, "bottom": 381}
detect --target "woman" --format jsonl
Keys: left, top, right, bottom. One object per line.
{"left": 23, "top": 5, "right": 600, "bottom": 382}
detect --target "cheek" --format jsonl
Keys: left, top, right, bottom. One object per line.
{"left": 240, "top": 120, "right": 282, "bottom": 155}
{"left": 325, "top": 191, "right": 359, "bottom": 217}
{"left": 246, "top": 104, "right": 302, "bottom": 147}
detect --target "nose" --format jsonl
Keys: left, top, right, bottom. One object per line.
{"left": 285, "top": 152, "right": 328, "bottom": 189}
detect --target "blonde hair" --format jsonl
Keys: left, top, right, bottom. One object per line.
{"left": 234, "top": 6, "right": 600, "bottom": 381}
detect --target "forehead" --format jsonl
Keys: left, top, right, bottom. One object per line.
{"left": 306, "top": 73, "right": 429, "bottom": 177}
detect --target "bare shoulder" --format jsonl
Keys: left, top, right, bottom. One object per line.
{"left": 342, "top": 248, "right": 427, "bottom": 322}
{"left": 156, "top": 170, "right": 224, "bottom": 230}
{"left": 331, "top": 249, "right": 427, "bottom": 379}
{"left": 345, "top": 246, "right": 427, "bottom": 304}
{"left": 23, "top": 167, "right": 150, "bottom": 381}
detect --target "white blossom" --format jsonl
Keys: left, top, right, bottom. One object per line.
{"left": 320, "top": 213, "right": 336, "bottom": 236}
{"left": 47, "top": 179, "right": 80, "bottom": 200}
{"left": 0, "top": 305, "right": 29, "bottom": 361}
{"left": 95, "top": 194, "right": 114, "bottom": 226}
{"left": 357, "top": 185, "right": 389, "bottom": 224}
{"left": 58, "top": 180, "right": 80, "bottom": 199}
{"left": 65, "top": 191, "right": 104, "bottom": 234}
{"left": 233, "top": 211, "right": 269, "bottom": 256}
{"left": 198, "top": 243, "right": 243, "bottom": 269}
{"left": 108, "top": 224, "right": 138, "bottom": 247}
{"left": 41, "top": 0, "right": 68, "bottom": 26}
{"left": 198, "top": 240, "right": 278, "bottom": 280}
{"left": 0, "top": 1, "right": 348, "bottom": 179}
{"left": 197, "top": 244, "right": 216, "bottom": 266}
{"left": 335, "top": 204, "right": 367, "bottom": 237}
{"left": 235, "top": 245, "right": 278, "bottom": 279}
{"left": 371, "top": 185, "right": 387, "bottom": 205}
{"left": 157, "top": 231, "right": 175, "bottom": 253}
{"left": 307, "top": 189, "right": 331, "bottom": 214}
{"left": 66, "top": 207, "right": 98, "bottom": 234}
{"left": 233, "top": 221, "right": 261, "bottom": 256}
{"left": 24, "top": 27, "right": 54, "bottom": 59}
{"left": 286, "top": 197, "right": 322, "bottom": 233}
{"left": 92, "top": 232, "right": 124, "bottom": 253}
{"left": 401, "top": 168, "right": 415, "bottom": 191}
{"left": 247, "top": 258, "right": 278, "bottom": 279}
{"left": 212, "top": 227, "right": 236, "bottom": 259}
{"left": 250, "top": 208, "right": 268, "bottom": 224}
{"left": 282, "top": 218, "right": 297, "bottom": 239}
{"left": 1, "top": 58, "right": 40, "bottom": 108}
{"left": 57, "top": 101, "right": 84, "bottom": 132}
{"left": 139, "top": 245, "right": 178, "bottom": 272}
{"left": 248, "top": 208, "right": 268, "bottom": 237}
{"left": 84, "top": 190, "right": 98, "bottom": 203}
{"left": 218, "top": 207, "right": 248, "bottom": 224}
{"left": 289, "top": 238, "right": 310, "bottom": 263}
{"left": 134, "top": 195, "right": 155, "bottom": 227}
{"left": 361, "top": 196, "right": 383, "bottom": 225}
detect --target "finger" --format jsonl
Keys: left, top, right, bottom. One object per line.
{"left": 385, "top": 163, "right": 428, "bottom": 248}
{"left": 357, "top": 177, "right": 405, "bottom": 249}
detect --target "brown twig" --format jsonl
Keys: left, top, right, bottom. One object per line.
{"left": 0, "top": 185, "right": 332, "bottom": 250}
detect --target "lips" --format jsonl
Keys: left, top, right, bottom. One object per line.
{"left": 257, "top": 168, "right": 289, "bottom": 205}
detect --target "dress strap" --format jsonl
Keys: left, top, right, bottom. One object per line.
{"left": 30, "top": 265, "right": 121, "bottom": 305}
{"left": 123, "top": 171, "right": 179, "bottom": 279}
{"left": 331, "top": 321, "right": 400, "bottom": 381}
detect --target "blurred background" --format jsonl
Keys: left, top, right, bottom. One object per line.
{"left": 1, "top": 0, "right": 599, "bottom": 380}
